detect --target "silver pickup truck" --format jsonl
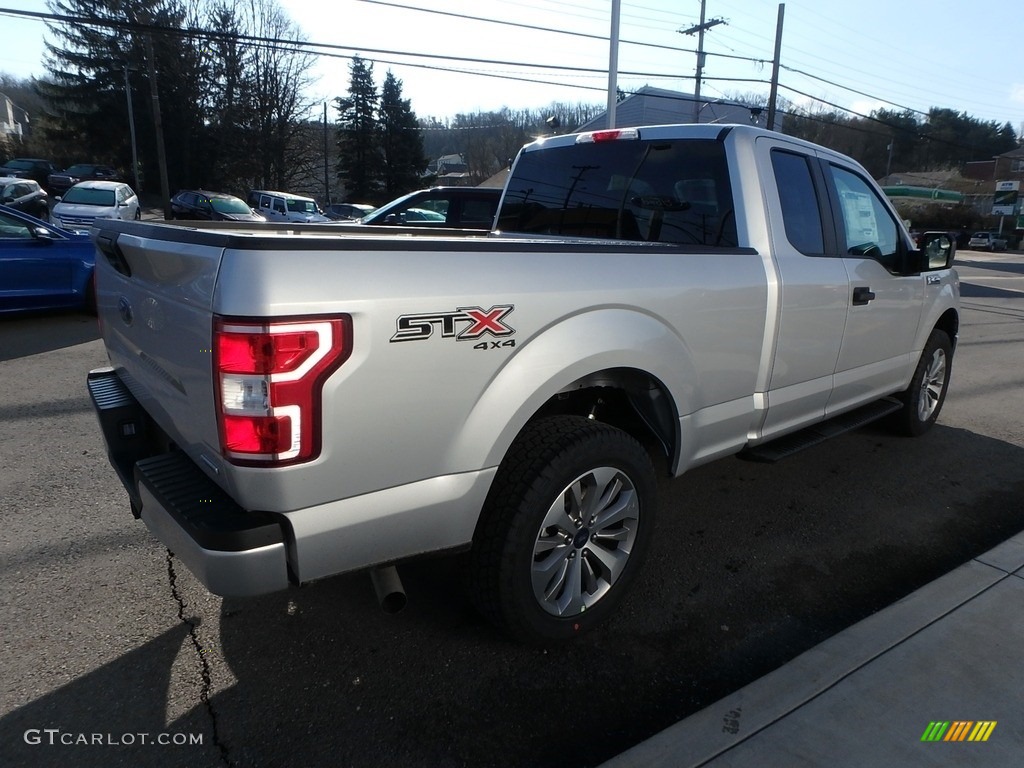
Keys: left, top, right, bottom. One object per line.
{"left": 87, "top": 124, "right": 959, "bottom": 642}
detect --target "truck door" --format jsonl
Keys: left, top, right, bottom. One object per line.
{"left": 822, "top": 162, "right": 925, "bottom": 414}
{"left": 755, "top": 139, "right": 849, "bottom": 440}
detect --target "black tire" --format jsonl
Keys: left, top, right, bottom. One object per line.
{"left": 890, "top": 329, "right": 953, "bottom": 436}
{"left": 467, "top": 416, "right": 656, "bottom": 643}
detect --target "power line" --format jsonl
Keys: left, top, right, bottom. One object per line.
{"left": 1, "top": 0, "right": 1014, "bottom": 153}
{"left": 0, "top": 5, "right": 764, "bottom": 88}
{"left": 355, "top": 0, "right": 768, "bottom": 65}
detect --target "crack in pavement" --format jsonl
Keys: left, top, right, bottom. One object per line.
{"left": 166, "top": 551, "right": 234, "bottom": 767}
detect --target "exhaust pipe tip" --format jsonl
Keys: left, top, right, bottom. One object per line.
{"left": 369, "top": 565, "right": 407, "bottom": 614}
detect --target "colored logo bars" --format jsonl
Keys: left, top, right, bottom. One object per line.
{"left": 921, "top": 721, "right": 997, "bottom": 742}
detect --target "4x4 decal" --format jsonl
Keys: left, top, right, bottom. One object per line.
{"left": 390, "top": 305, "right": 515, "bottom": 343}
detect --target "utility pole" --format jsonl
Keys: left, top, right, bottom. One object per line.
{"left": 139, "top": 13, "right": 171, "bottom": 219}
{"left": 679, "top": 0, "right": 726, "bottom": 124}
{"left": 607, "top": 0, "right": 621, "bottom": 129}
{"left": 323, "top": 102, "right": 330, "bottom": 205}
{"left": 766, "top": 3, "right": 785, "bottom": 131}
{"left": 123, "top": 65, "right": 140, "bottom": 192}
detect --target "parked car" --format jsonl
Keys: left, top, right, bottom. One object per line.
{"left": 0, "top": 158, "right": 60, "bottom": 189}
{"left": 247, "top": 190, "right": 329, "bottom": 223}
{"left": 359, "top": 186, "right": 501, "bottom": 229}
{"left": 51, "top": 180, "right": 140, "bottom": 230}
{"left": 324, "top": 202, "right": 376, "bottom": 221}
{"left": 170, "top": 190, "right": 266, "bottom": 222}
{"left": 0, "top": 177, "right": 49, "bottom": 220}
{"left": 0, "top": 204, "right": 95, "bottom": 314}
{"left": 47, "top": 163, "right": 120, "bottom": 196}
{"left": 967, "top": 231, "right": 1008, "bottom": 251}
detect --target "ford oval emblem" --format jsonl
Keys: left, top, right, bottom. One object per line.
{"left": 117, "top": 296, "right": 134, "bottom": 325}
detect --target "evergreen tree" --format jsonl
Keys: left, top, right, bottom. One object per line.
{"left": 336, "top": 55, "right": 383, "bottom": 200}
{"left": 40, "top": 0, "right": 205, "bottom": 191}
{"left": 201, "top": 2, "right": 252, "bottom": 190}
{"left": 379, "top": 71, "right": 426, "bottom": 197}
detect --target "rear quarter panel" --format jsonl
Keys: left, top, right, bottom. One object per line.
{"left": 211, "top": 238, "right": 769, "bottom": 512}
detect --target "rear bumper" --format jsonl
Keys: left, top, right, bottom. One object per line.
{"left": 87, "top": 367, "right": 290, "bottom": 596}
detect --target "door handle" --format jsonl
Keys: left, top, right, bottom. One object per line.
{"left": 852, "top": 286, "right": 876, "bottom": 306}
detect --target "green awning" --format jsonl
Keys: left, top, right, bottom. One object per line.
{"left": 882, "top": 186, "right": 963, "bottom": 203}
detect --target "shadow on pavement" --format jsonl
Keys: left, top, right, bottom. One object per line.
{"left": 0, "top": 625, "right": 219, "bottom": 768}
{"left": 3, "top": 424, "right": 1023, "bottom": 768}
{"left": 0, "top": 314, "right": 99, "bottom": 362}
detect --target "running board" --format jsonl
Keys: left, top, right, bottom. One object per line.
{"left": 738, "top": 397, "right": 903, "bottom": 463}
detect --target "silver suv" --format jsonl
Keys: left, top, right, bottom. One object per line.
{"left": 968, "top": 231, "right": 1007, "bottom": 251}
{"left": 248, "top": 190, "right": 329, "bottom": 223}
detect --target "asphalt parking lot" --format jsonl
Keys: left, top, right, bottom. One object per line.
{"left": 1, "top": 249, "right": 1022, "bottom": 768}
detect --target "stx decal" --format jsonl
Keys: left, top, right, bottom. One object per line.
{"left": 390, "top": 305, "right": 515, "bottom": 343}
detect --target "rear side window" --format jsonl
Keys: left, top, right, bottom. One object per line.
{"left": 461, "top": 197, "right": 499, "bottom": 226}
{"left": 497, "top": 138, "right": 737, "bottom": 247}
{"left": 771, "top": 150, "right": 825, "bottom": 255}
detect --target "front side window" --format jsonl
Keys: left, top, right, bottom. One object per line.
{"left": 829, "top": 165, "right": 898, "bottom": 269}
{"left": 497, "top": 138, "right": 737, "bottom": 247}
{"left": 0, "top": 210, "right": 32, "bottom": 238}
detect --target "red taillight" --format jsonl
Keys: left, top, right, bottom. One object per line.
{"left": 217, "top": 329, "right": 320, "bottom": 374}
{"left": 214, "top": 316, "right": 351, "bottom": 465}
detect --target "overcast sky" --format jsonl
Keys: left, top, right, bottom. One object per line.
{"left": 2, "top": 0, "right": 1023, "bottom": 130}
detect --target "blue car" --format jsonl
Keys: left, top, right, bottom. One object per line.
{"left": 0, "top": 204, "right": 96, "bottom": 314}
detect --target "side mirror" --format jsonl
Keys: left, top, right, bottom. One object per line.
{"left": 919, "top": 232, "right": 955, "bottom": 270}
{"left": 32, "top": 227, "right": 56, "bottom": 243}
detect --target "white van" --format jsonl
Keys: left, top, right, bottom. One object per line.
{"left": 248, "top": 190, "right": 329, "bottom": 223}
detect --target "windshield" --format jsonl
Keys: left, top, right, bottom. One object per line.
{"left": 286, "top": 199, "right": 319, "bottom": 213}
{"left": 211, "top": 197, "right": 253, "bottom": 214}
{"left": 64, "top": 164, "right": 96, "bottom": 176}
{"left": 61, "top": 187, "right": 116, "bottom": 206}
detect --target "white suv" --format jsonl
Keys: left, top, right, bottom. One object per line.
{"left": 248, "top": 190, "right": 329, "bottom": 223}
{"left": 52, "top": 181, "right": 140, "bottom": 230}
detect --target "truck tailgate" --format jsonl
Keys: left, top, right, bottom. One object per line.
{"left": 93, "top": 223, "right": 224, "bottom": 469}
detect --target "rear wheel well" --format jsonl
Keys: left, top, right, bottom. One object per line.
{"left": 529, "top": 368, "right": 676, "bottom": 472}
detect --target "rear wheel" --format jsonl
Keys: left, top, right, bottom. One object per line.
{"left": 891, "top": 329, "right": 952, "bottom": 436}
{"left": 468, "top": 416, "right": 656, "bottom": 643}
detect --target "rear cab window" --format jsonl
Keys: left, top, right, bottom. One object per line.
{"left": 497, "top": 137, "right": 738, "bottom": 247}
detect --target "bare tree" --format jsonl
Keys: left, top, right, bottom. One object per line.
{"left": 240, "top": 0, "right": 315, "bottom": 190}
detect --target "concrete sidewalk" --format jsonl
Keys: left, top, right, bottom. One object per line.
{"left": 602, "top": 532, "right": 1024, "bottom": 768}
